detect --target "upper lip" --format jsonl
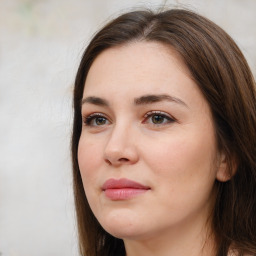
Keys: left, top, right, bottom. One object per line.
{"left": 102, "top": 178, "right": 150, "bottom": 190}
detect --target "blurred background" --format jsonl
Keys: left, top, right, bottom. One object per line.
{"left": 0, "top": 0, "right": 255, "bottom": 255}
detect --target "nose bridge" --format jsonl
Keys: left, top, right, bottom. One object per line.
{"left": 109, "top": 121, "right": 129, "bottom": 145}
{"left": 104, "top": 120, "right": 138, "bottom": 165}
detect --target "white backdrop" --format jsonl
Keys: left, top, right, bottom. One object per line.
{"left": 0, "top": 0, "right": 255, "bottom": 255}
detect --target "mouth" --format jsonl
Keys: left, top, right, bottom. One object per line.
{"left": 102, "top": 178, "right": 151, "bottom": 200}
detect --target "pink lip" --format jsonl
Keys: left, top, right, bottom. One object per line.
{"left": 102, "top": 178, "right": 150, "bottom": 200}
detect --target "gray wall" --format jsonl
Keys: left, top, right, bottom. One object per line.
{"left": 0, "top": 0, "right": 255, "bottom": 255}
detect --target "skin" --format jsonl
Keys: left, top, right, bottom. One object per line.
{"left": 78, "top": 42, "right": 228, "bottom": 256}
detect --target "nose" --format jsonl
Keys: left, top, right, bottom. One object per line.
{"left": 104, "top": 124, "right": 139, "bottom": 167}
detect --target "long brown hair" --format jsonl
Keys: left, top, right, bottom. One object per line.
{"left": 71, "top": 8, "right": 256, "bottom": 256}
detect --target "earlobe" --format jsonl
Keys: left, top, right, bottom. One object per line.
{"left": 216, "top": 165, "right": 231, "bottom": 182}
{"left": 216, "top": 152, "right": 237, "bottom": 182}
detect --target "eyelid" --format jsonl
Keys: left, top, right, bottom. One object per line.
{"left": 85, "top": 112, "right": 106, "bottom": 119}
{"left": 142, "top": 110, "right": 177, "bottom": 126}
{"left": 83, "top": 112, "right": 104, "bottom": 120}
{"left": 143, "top": 110, "right": 176, "bottom": 120}
{"left": 82, "top": 112, "right": 111, "bottom": 126}
{"left": 82, "top": 110, "right": 176, "bottom": 127}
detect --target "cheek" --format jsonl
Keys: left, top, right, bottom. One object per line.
{"left": 143, "top": 128, "right": 217, "bottom": 181}
{"left": 77, "top": 137, "right": 105, "bottom": 216}
{"left": 143, "top": 132, "right": 217, "bottom": 217}
{"left": 77, "top": 137, "right": 103, "bottom": 184}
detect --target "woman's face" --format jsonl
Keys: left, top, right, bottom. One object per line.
{"left": 78, "top": 42, "right": 226, "bottom": 241}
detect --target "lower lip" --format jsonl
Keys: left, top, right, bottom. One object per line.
{"left": 104, "top": 188, "right": 149, "bottom": 200}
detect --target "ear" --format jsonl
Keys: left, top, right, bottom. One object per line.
{"left": 216, "top": 152, "right": 237, "bottom": 182}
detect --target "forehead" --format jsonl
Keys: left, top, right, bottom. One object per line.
{"left": 83, "top": 41, "right": 206, "bottom": 111}
{"left": 84, "top": 42, "right": 190, "bottom": 90}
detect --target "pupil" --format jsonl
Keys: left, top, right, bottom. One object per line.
{"left": 152, "top": 115, "right": 164, "bottom": 124}
{"left": 96, "top": 117, "right": 106, "bottom": 125}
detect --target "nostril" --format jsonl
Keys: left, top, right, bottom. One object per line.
{"left": 119, "top": 158, "right": 129, "bottom": 162}
{"left": 105, "top": 157, "right": 129, "bottom": 166}
{"left": 105, "top": 159, "right": 112, "bottom": 165}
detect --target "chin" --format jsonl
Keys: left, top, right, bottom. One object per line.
{"left": 98, "top": 209, "right": 146, "bottom": 239}
{"left": 105, "top": 226, "right": 147, "bottom": 241}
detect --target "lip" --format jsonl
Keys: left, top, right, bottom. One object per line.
{"left": 102, "top": 178, "right": 150, "bottom": 200}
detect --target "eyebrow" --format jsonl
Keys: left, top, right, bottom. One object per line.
{"left": 81, "top": 94, "right": 188, "bottom": 108}
{"left": 134, "top": 94, "right": 188, "bottom": 108}
{"left": 81, "top": 96, "right": 109, "bottom": 107}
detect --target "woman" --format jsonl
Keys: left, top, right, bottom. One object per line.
{"left": 71, "top": 8, "right": 256, "bottom": 256}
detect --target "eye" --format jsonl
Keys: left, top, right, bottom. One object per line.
{"left": 83, "top": 113, "right": 110, "bottom": 127}
{"left": 143, "top": 111, "right": 175, "bottom": 125}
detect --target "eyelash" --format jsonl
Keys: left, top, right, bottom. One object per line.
{"left": 83, "top": 113, "right": 109, "bottom": 126}
{"left": 82, "top": 111, "right": 176, "bottom": 127}
{"left": 143, "top": 111, "right": 176, "bottom": 125}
